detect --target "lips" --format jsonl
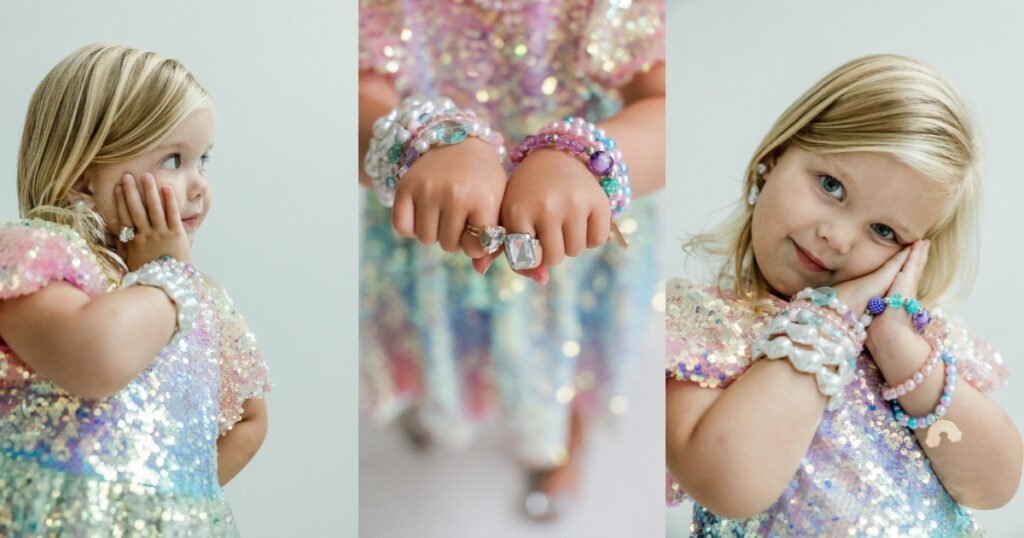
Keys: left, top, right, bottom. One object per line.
{"left": 181, "top": 214, "right": 202, "bottom": 226}
{"left": 792, "top": 239, "right": 830, "bottom": 272}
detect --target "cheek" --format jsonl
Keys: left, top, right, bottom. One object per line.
{"left": 840, "top": 244, "right": 895, "bottom": 280}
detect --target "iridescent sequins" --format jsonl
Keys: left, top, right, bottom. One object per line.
{"left": 665, "top": 279, "right": 1006, "bottom": 535}
{"left": 0, "top": 219, "right": 270, "bottom": 535}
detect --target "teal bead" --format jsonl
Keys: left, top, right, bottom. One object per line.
{"left": 905, "top": 299, "right": 921, "bottom": 314}
{"left": 810, "top": 287, "right": 837, "bottom": 306}
{"left": 908, "top": 417, "right": 917, "bottom": 429}
{"left": 887, "top": 293, "right": 904, "bottom": 308}
{"left": 435, "top": 120, "right": 468, "bottom": 144}
{"left": 600, "top": 177, "right": 619, "bottom": 196}
{"left": 385, "top": 176, "right": 397, "bottom": 189}
{"left": 387, "top": 143, "right": 404, "bottom": 164}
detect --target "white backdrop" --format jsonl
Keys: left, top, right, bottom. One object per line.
{"left": 0, "top": 2, "right": 357, "bottom": 536}
{"left": 666, "top": 1, "right": 1024, "bottom": 535}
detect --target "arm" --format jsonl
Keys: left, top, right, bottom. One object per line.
{"left": 869, "top": 331, "right": 1023, "bottom": 508}
{"left": 597, "top": 62, "right": 665, "bottom": 197}
{"left": 217, "top": 397, "right": 268, "bottom": 485}
{"left": 358, "top": 70, "right": 401, "bottom": 187}
{"left": 0, "top": 282, "right": 176, "bottom": 398}
{"left": 666, "top": 359, "right": 827, "bottom": 518}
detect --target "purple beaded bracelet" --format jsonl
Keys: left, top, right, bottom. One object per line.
{"left": 865, "top": 293, "right": 931, "bottom": 334}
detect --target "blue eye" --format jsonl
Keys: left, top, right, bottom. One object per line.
{"left": 819, "top": 175, "right": 845, "bottom": 200}
{"left": 199, "top": 154, "right": 210, "bottom": 172}
{"left": 160, "top": 154, "right": 182, "bottom": 170}
{"left": 872, "top": 223, "right": 898, "bottom": 242}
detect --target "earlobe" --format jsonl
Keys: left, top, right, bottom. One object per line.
{"left": 66, "top": 174, "right": 95, "bottom": 208}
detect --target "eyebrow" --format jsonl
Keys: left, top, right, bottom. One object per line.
{"left": 153, "top": 141, "right": 215, "bottom": 153}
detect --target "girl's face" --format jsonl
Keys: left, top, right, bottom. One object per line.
{"left": 79, "top": 107, "right": 215, "bottom": 244}
{"left": 751, "top": 147, "right": 946, "bottom": 297}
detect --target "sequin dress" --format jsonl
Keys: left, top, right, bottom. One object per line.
{"left": 0, "top": 219, "right": 271, "bottom": 537}
{"left": 665, "top": 278, "right": 1008, "bottom": 536}
{"left": 359, "top": 0, "right": 665, "bottom": 466}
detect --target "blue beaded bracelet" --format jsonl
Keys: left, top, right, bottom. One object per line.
{"left": 865, "top": 293, "right": 931, "bottom": 334}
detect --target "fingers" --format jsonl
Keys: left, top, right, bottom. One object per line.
{"left": 122, "top": 175, "right": 150, "bottom": 231}
{"left": 538, "top": 223, "right": 565, "bottom": 266}
{"left": 586, "top": 205, "right": 612, "bottom": 248}
{"left": 391, "top": 190, "right": 415, "bottom": 238}
{"left": 413, "top": 203, "right": 440, "bottom": 245}
{"left": 162, "top": 186, "right": 184, "bottom": 231}
{"left": 140, "top": 174, "right": 166, "bottom": 229}
{"left": 472, "top": 250, "right": 503, "bottom": 275}
{"left": 887, "top": 240, "right": 931, "bottom": 297}
{"left": 114, "top": 182, "right": 132, "bottom": 228}
{"left": 563, "top": 218, "right": 587, "bottom": 258}
{"left": 438, "top": 209, "right": 466, "bottom": 253}
{"left": 461, "top": 227, "right": 486, "bottom": 258}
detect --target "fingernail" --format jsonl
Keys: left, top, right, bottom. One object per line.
{"left": 114, "top": 185, "right": 122, "bottom": 194}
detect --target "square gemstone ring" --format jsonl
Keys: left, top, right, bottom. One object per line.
{"left": 504, "top": 232, "right": 541, "bottom": 270}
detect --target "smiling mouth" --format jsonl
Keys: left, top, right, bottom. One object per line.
{"left": 792, "top": 239, "right": 830, "bottom": 272}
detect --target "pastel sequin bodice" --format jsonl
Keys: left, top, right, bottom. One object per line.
{"left": 665, "top": 278, "right": 1007, "bottom": 536}
{"left": 360, "top": 0, "right": 664, "bottom": 142}
{"left": 0, "top": 219, "right": 270, "bottom": 536}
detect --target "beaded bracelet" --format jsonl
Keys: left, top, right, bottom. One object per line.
{"left": 364, "top": 96, "right": 505, "bottom": 207}
{"left": 889, "top": 350, "right": 959, "bottom": 445}
{"left": 880, "top": 333, "right": 943, "bottom": 400}
{"left": 792, "top": 287, "right": 869, "bottom": 345}
{"left": 122, "top": 255, "right": 200, "bottom": 343}
{"left": 511, "top": 116, "right": 632, "bottom": 219}
{"left": 865, "top": 293, "right": 932, "bottom": 334}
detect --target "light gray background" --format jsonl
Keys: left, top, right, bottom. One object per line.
{"left": 667, "top": 1, "right": 1024, "bottom": 535}
{"left": 0, "top": 2, "right": 356, "bottom": 536}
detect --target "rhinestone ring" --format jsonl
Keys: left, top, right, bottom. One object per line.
{"left": 504, "top": 232, "right": 542, "bottom": 270}
{"left": 466, "top": 224, "right": 506, "bottom": 255}
{"left": 119, "top": 225, "right": 136, "bottom": 243}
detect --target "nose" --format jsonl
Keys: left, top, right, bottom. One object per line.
{"left": 186, "top": 168, "right": 209, "bottom": 201}
{"left": 817, "top": 220, "right": 852, "bottom": 255}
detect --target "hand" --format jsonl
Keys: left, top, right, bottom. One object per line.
{"left": 866, "top": 240, "right": 932, "bottom": 351}
{"left": 831, "top": 246, "right": 911, "bottom": 316}
{"left": 473, "top": 149, "right": 611, "bottom": 282}
{"left": 114, "top": 173, "right": 193, "bottom": 271}
{"left": 391, "top": 137, "right": 507, "bottom": 256}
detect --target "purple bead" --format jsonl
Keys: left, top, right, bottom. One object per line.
{"left": 588, "top": 151, "right": 614, "bottom": 175}
{"left": 399, "top": 147, "right": 420, "bottom": 168}
{"left": 912, "top": 309, "right": 931, "bottom": 333}
{"left": 866, "top": 296, "right": 887, "bottom": 316}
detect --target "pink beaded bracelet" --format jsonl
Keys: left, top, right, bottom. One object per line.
{"left": 880, "top": 333, "right": 943, "bottom": 401}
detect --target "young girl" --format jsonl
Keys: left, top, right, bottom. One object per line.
{"left": 359, "top": 0, "right": 664, "bottom": 520}
{"left": 666, "top": 55, "right": 1022, "bottom": 535}
{"left": 0, "top": 44, "right": 270, "bottom": 535}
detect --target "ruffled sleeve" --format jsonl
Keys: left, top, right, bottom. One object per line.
{"left": 924, "top": 310, "right": 1008, "bottom": 393}
{"left": 0, "top": 219, "right": 109, "bottom": 386}
{"left": 579, "top": 0, "right": 666, "bottom": 89}
{"left": 665, "top": 278, "right": 777, "bottom": 389}
{"left": 203, "top": 277, "right": 272, "bottom": 436}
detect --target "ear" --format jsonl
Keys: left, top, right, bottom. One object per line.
{"left": 66, "top": 172, "right": 95, "bottom": 208}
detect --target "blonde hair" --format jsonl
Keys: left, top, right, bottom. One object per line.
{"left": 17, "top": 43, "right": 209, "bottom": 281}
{"left": 687, "top": 54, "right": 980, "bottom": 307}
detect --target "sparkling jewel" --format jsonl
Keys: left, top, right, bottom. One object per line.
{"left": 504, "top": 233, "right": 540, "bottom": 270}
{"left": 479, "top": 225, "right": 506, "bottom": 255}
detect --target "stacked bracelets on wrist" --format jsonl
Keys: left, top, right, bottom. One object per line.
{"left": 865, "top": 293, "right": 932, "bottom": 334}
{"left": 122, "top": 255, "right": 200, "bottom": 343}
{"left": 364, "top": 96, "right": 505, "bottom": 207}
{"left": 511, "top": 116, "right": 632, "bottom": 219}
{"left": 751, "top": 287, "right": 862, "bottom": 410}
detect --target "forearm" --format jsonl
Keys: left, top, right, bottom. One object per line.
{"left": 667, "top": 359, "right": 826, "bottom": 517}
{"left": 0, "top": 283, "right": 176, "bottom": 398}
{"left": 597, "top": 63, "right": 665, "bottom": 197}
{"left": 217, "top": 398, "right": 268, "bottom": 485}
{"left": 359, "top": 70, "right": 401, "bottom": 187}
{"left": 872, "top": 335, "right": 1023, "bottom": 508}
